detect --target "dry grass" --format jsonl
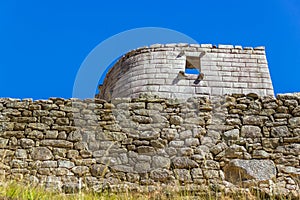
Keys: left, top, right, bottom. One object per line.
{"left": 0, "top": 180, "right": 293, "bottom": 200}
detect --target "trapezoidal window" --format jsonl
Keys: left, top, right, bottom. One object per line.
{"left": 185, "top": 56, "right": 201, "bottom": 74}
{"left": 185, "top": 55, "right": 204, "bottom": 84}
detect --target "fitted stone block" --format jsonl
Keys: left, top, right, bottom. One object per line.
{"left": 96, "top": 44, "right": 274, "bottom": 100}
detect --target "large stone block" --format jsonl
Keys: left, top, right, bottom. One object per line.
{"left": 40, "top": 140, "right": 73, "bottom": 148}
{"left": 271, "top": 126, "right": 292, "bottom": 137}
{"left": 224, "top": 159, "right": 276, "bottom": 186}
{"left": 149, "top": 169, "right": 173, "bottom": 183}
{"left": 289, "top": 117, "right": 300, "bottom": 128}
{"left": 171, "top": 157, "right": 199, "bottom": 169}
{"left": 31, "top": 147, "right": 53, "bottom": 161}
{"left": 241, "top": 125, "right": 262, "bottom": 138}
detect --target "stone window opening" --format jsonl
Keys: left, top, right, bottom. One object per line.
{"left": 178, "top": 52, "right": 205, "bottom": 84}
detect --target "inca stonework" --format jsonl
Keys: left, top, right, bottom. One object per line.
{"left": 97, "top": 44, "right": 274, "bottom": 101}
{"left": 0, "top": 43, "right": 299, "bottom": 197}
{"left": 0, "top": 93, "right": 299, "bottom": 197}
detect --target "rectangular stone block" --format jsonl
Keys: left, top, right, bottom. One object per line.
{"left": 240, "top": 67, "right": 260, "bottom": 72}
{"left": 201, "top": 61, "right": 218, "bottom": 66}
{"left": 258, "top": 59, "right": 268, "bottom": 64}
{"left": 253, "top": 50, "right": 266, "bottom": 55}
{"left": 151, "top": 52, "right": 166, "bottom": 59}
{"left": 218, "top": 71, "right": 232, "bottom": 76}
{"left": 217, "top": 53, "right": 234, "bottom": 58}
{"left": 231, "top": 62, "right": 246, "bottom": 67}
{"left": 164, "top": 43, "right": 177, "bottom": 47}
{"left": 136, "top": 74, "right": 155, "bottom": 80}
{"left": 223, "top": 88, "right": 242, "bottom": 94}
{"left": 155, "top": 63, "right": 172, "bottom": 68}
{"left": 201, "top": 66, "right": 212, "bottom": 72}
{"left": 154, "top": 92, "right": 171, "bottom": 98}
{"left": 114, "top": 84, "right": 131, "bottom": 93}
{"left": 204, "top": 70, "right": 219, "bottom": 76}
{"left": 251, "top": 54, "right": 266, "bottom": 59}
{"left": 203, "top": 52, "right": 218, "bottom": 58}
{"left": 195, "top": 87, "right": 211, "bottom": 94}
{"left": 242, "top": 88, "right": 266, "bottom": 96}
{"left": 224, "top": 58, "right": 240, "bottom": 62}
{"left": 159, "top": 85, "right": 178, "bottom": 92}
{"left": 234, "top": 54, "right": 251, "bottom": 59}
{"left": 231, "top": 71, "right": 250, "bottom": 77}
{"left": 155, "top": 74, "right": 169, "bottom": 79}
{"left": 233, "top": 82, "right": 248, "bottom": 88}
{"left": 172, "top": 64, "right": 185, "bottom": 70}
{"left": 178, "top": 86, "right": 195, "bottom": 93}
{"left": 205, "top": 75, "right": 223, "bottom": 81}
{"left": 130, "top": 69, "right": 146, "bottom": 77}
{"left": 248, "top": 82, "right": 273, "bottom": 89}
{"left": 211, "top": 87, "right": 223, "bottom": 96}
{"left": 185, "top": 52, "right": 202, "bottom": 57}
{"left": 176, "top": 80, "right": 191, "bottom": 86}
{"left": 200, "top": 44, "right": 213, "bottom": 48}
{"left": 266, "top": 89, "right": 274, "bottom": 96}
{"left": 239, "top": 77, "right": 261, "bottom": 83}
{"left": 241, "top": 58, "right": 257, "bottom": 63}
{"left": 259, "top": 67, "right": 270, "bottom": 73}
{"left": 147, "top": 79, "right": 165, "bottom": 85}
{"left": 172, "top": 93, "right": 194, "bottom": 99}
{"left": 223, "top": 76, "right": 239, "bottom": 82}
{"left": 130, "top": 80, "right": 148, "bottom": 88}
{"left": 159, "top": 68, "right": 172, "bottom": 73}
{"left": 208, "top": 81, "right": 232, "bottom": 87}
{"left": 150, "top": 59, "right": 167, "bottom": 64}
{"left": 218, "top": 44, "right": 234, "bottom": 49}
{"left": 132, "top": 86, "right": 159, "bottom": 93}
{"left": 221, "top": 66, "right": 239, "bottom": 72}
{"left": 246, "top": 63, "right": 258, "bottom": 67}
{"left": 212, "top": 48, "right": 231, "bottom": 53}
{"left": 190, "top": 44, "right": 201, "bottom": 48}
{"left": 230, "top": 49, "right": 239, "bottom": 54}
{"left": 135, "top": 60, "right": 150, "bottom": 65}
{"left": 248, "top": 71, "right": 260, "bottom": 76}
{"left": 261, "top": 78, "right": 272, "bottom": 83}
{"left": 254, "top": 46, "right": 265, "bottom": 50}
{"left": 217, "top": 62, "right": 232, "bottom": 67}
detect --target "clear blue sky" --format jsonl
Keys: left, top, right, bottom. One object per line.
{"left": 1, "top": 0, "right": 300, "bottom": 99}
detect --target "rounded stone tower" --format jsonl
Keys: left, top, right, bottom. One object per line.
{"left": 96, "top": 43, "right": 274, "bottom": 101}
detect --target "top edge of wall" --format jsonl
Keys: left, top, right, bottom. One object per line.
{"left": 2, "top": 93, "right": 300, "bottom": 103}
{"left": 129, "top": 43, "right": 265, "bottom": 52}
{"left": 115, "top": 43, "right": 266, "bottom": 64}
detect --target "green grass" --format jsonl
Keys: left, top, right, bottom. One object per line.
{"left": 0, "top": 180, "right": 295, "bottom": 200}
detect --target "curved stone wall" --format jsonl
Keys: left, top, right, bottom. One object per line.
{"left": 0, "top": 93, "right": 299, "bottom": 197}
{"left": 97, "top": 44, "right": 274, "bottom": 101}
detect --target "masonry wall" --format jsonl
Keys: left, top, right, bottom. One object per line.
{"left": 0, "top": 94, "right": 299, "bottom": 196}
{"left": 97, "top": 44, "right": 274, "bottom": 101}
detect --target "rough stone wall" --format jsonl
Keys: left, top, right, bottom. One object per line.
{"left": 97, "top": 44, "right": 274, "bottom": 101}
{"left": 0, "top": 93, "right": 299, "bottom": 196}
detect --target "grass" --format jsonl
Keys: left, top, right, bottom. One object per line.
{"left": 0, "top": 180, "right": 294, "bottom": 200}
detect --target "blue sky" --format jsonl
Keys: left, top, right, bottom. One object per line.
{"left": 0, "top": 0, "right": 300, "bottom": 99}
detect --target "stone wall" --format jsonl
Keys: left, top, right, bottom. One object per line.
{"left": 97, "top": 44, "right": 274, "bottom": 101}
{"left": 0, "top": 93, "right": 299, "bottom": 196}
